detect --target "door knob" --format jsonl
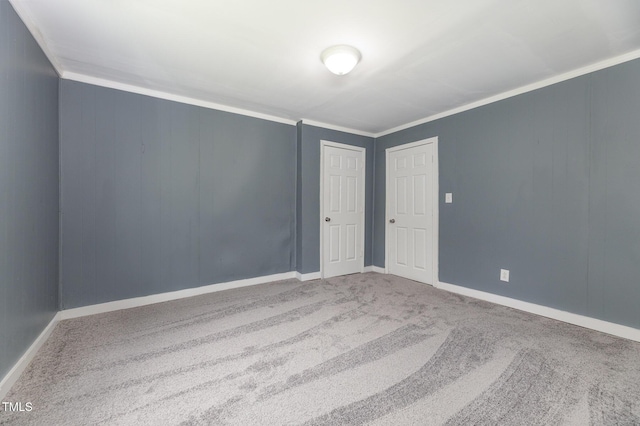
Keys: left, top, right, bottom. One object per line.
{"left": 325, "top": 217, "right": 331, "bottom": 222}
{"left": 389, "top": 219, "right": 395, "bottom": 223}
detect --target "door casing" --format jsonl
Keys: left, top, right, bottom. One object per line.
{"left": 320, "top": 140, "right": 365, "bottom": 279}
{"left": 385, "top": 137, "right": 439, "bottom": 285}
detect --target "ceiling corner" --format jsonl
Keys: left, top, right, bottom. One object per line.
{"left": 9, "top": 0, "right": 64, "bottom": 77}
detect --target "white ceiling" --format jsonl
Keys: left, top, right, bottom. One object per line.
{"left": 11, "top": 0, "right": 640, "bottom": 135}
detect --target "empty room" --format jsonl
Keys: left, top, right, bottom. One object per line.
{"left": 2, "top": 0, "right": 640, "bottom": 424}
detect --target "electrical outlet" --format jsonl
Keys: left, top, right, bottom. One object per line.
{"left": 500, "top": 269, "right": 510, "bottom": 282}
{"left": 445, "top": 193, "right": 453, "bottom": 203}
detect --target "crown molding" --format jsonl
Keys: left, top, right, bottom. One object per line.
{"left": 301, "top": 119, "right": 375, "bottom": 138}
{"left": 375, "top": 48, "right": 640, "bottom": 138}
{"left": 61, "top": 71, "right": 298, "bottom": 126}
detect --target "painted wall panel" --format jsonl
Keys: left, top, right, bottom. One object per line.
{"left": 297, "top": 124, "right": 374, "bottom": 274}
{"left": 295, "top": 122, "right": 303, "bottom": 270}
{"left": 94, "top": 88, "right": 118, "bottom": 303}
{"left": 374, "top": 58, "right": 640, "bottom": 329}
{"left": 0, "top": 2, "right": 59, "bottom": 379}
{"left": 115, "top": 92, "right": 145, "bottom": 301}
{"left": 60, "top": 81, "right": 296, "bottom": 308}
{"left": 198, "top": 109, "right": 296, "bottom": 284}
{"left": 590, "top": 62, "right": 640, "bottom": 327}
{"left": 138, "top": 97, "right": 164, "bottom": 296}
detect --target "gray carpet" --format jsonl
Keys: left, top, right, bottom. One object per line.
{"left": 2, "top": 273, "right": 640, "bottom": 425}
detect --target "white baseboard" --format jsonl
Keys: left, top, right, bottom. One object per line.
{"left": 60, "top": 271, "right": 298, "bottom": 320}
{"left": 436, "top": 281, "right": 640, "bottom": 343}
{"left": 0, "top": 313, "right": 61, "bottom": 400}
{"left": 295, "top": 271, "right": 321, "bottom": 281}
{"left": 298, "top": 268, "right": 382, "bottom": 279}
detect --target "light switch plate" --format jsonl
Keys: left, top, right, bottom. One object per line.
{"left": 445, "top": 193, "right": 453, "bottom": 203}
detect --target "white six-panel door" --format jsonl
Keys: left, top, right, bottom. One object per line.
{"left": 321, "top": 142, "right": 365, "bottom": 278}
{"left": 386, "top": 138, "right": 438, "bottom": 284}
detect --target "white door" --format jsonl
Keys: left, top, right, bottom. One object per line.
{"left": 321, "top": 142, "right": 365, "bottom": 278}
{"left": 386, "top": 138, "right": 438, "bottom": 284}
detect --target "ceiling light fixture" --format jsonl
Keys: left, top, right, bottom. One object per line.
{"left": 321, "top": 45, "right": 361, "bottom": 76}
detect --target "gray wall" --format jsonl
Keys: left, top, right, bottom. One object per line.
{"left": 60, "top": 81, "right": 296, "bottom": 309}
{"left": 295, "top": 122, "right": 303, "bottom": 270}
{"left": 297, "top": 123, "right": 374, "bottom": 274}
{"left": 374, "top": 58, "right": 640, "bottom": 329}
{"left": 0, "top": 3, "right": 59, "bottom": 379}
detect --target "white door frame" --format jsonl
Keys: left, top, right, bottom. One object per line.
{"left": 320, "top": 140, "right": 366, "bottom": 278}
{"left": 385, "top": 137, "right": 439, "bottom": 284}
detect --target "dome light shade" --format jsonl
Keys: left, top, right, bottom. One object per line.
{"left": 321, "top": 45, "right": 361, "bottom": 75}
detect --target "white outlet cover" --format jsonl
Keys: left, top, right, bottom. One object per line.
{"left": 445, "top": 193, "right": 453, "bottom": 203}
{"left": 500, "top": 269, "right": 510, "bottom": 282}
